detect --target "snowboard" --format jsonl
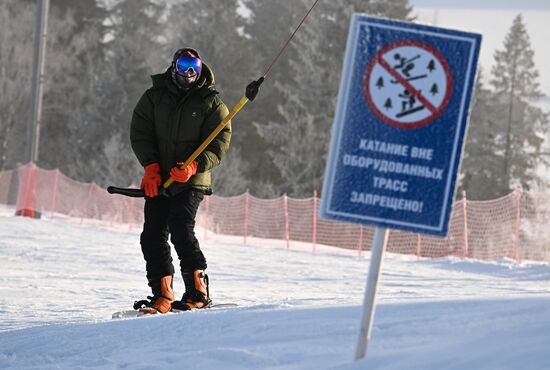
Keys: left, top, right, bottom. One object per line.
{"left": 112, "top": 303, "right": 238, "bottom": 319}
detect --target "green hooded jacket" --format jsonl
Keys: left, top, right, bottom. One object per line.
{"left": 130, "top": 63, "right": 231, "bottom": 195}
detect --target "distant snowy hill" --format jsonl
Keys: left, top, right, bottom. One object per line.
{"left": 1, "top": 208, "right": 550, "bottom": 369}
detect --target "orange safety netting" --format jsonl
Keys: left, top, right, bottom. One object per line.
{"left": 2, "top": 163, "right": 549, "bottom": 262}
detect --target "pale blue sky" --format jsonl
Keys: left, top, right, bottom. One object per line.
{"left": 410, "top": 0, "right": 550, "bottom": 10}
{"left": 410, "top": 3, "right": 550, "bottom": 97}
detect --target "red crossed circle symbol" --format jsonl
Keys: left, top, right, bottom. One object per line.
{"left": 364, "top": 40, "right": 453, "bottom": 129}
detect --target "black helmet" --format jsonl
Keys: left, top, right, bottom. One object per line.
{"left": 171, "top": 47, "right": 202, "bottom": 90}
{"left": 172, "top": 47, "right": 201, "bottom": 65}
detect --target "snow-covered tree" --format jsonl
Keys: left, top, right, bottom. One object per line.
{"left": 165, "top": 0, "right": 247, "bottom": 101}
{"left": 253, "top": 0, "right": 413, "bottom": 197}
{"left": 489, "top": 14, "right": 547, "bottom": 196}
{"left": 237, "top": 0, "right": 309, "bottom": 197}
{"left": 459, "top": 69, "right": 504, "bottom": 199}
{"left": 0, "top": 0, "right": 110, "bottom": 175}
{"left": 40, "top": 5, "right": 108, "bottom": 173}
{"left": 80, "top": 0, "right": 165, "bottom": 187}
{"left": 162, "top": 0, "right": 249, "bottom": 195}
{"left": 0, "top": 0, "right": 34, "bottom": 170}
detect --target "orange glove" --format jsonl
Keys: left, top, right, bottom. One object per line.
{"left": 140, "top": 163, "right": 161, "bottom": 197}
{"left": 170, "top": 161, "right": 197, "bottom": 183}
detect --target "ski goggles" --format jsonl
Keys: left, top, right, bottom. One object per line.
{"left": 175, "top": 56, "right": 202, "bottom": 75}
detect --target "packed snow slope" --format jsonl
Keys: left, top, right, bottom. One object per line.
{"left": 1, "top": 209, "right": 550, "bottom": 370}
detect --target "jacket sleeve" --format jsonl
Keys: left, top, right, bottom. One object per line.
{"left": 195, "top": 96, "right": 231, "bottom": 172}
{"left": 130, "top": 90, "right": 158, "bottom": 167}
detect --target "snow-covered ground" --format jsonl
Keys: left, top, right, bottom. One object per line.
{"left": 1, "top": 206, "right": 550, "bottom": 370}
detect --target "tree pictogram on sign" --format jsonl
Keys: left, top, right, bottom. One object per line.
{"left": 364, "top": 40, "right": 453, "bottom": 129}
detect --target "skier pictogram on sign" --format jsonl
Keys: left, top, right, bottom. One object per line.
{"left": 364, "top": 40, "right": 453, "bottom": 129}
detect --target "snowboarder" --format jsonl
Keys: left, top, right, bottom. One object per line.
{"left": 130, "top": 48, "right": 231, "bottom": 314}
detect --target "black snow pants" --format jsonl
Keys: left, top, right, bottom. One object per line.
{"left": 140, "top": 189, "right": 207, "bottom": 284}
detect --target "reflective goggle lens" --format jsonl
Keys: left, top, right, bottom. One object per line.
{"left": 175, "top": 56, "right": 202, "bottom": 75}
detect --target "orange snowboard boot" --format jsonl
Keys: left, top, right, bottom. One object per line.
{"left": 134, "top": 275, "right": 175, "bottom": 314}
{"left": 172, "top": 270, "right": 212, "bottom": 311}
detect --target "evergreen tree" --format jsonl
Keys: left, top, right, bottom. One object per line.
{"left": 40, "top": 4, "right": 109, "bottom": 174}
{"left": 239, "top": 0, "right": 309, "bottom": 197}
{"left": 252, "top": 0, "right": 413, "bottom": 197}
{"left": 0, "top": 0, "right": 109, "bottom": 175}
{"left": 0, "top": 0, "right": 35, "bottom": 170}
{"left": 489, "top": 14, "right": 547, "bottom": 195}
{"left": 81, "top": 0, "right": 166, "bottom": 187}
{"left": 163, "top": 0, "right": 249, "bottom": 195}
{"left": 165, "top": 0, "right": 247, "bottom": 101}
{"left": 459, "top": 69, "right": 504, "bottom": 199}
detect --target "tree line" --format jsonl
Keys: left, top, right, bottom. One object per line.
{"left": 0, "top": 0, "right": 546, "bottom": 200}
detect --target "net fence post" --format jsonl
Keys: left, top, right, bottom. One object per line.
{"left": 284, "top": 193, "right": 290, "bottom": 249}
{"left": 128, "top": 195, "right": 136, "bottom": 231}
{"left": 312, "top": 190, "right": 318, "bottom": 253}
{"left": 49, "top": 168, "right": 60, "bottom": 218}
{"left": 515, "top": 188, "right": 522, "bottom": 262}
{"left": 15, "top": 162, "right": 38, "bottom": 218}
{"left": 244, "top": 191, "right": 249, "bottom": 245}
{"left": 462, "top": 190, "right": 469, "bottom": 258}
{"left": 357, "top": 226, "right": 364, "bottom": 256}
{"left": 80, "top": 183, "right": 94, "bottom": 226}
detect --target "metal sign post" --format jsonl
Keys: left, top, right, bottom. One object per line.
{"left": 354, "top": 227, "right": 389, "bottom": 360}
{"left": 319, "top": 14, "right": 482, "bottom": 362}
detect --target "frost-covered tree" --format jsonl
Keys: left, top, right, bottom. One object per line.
{"left": 79, "top": 0, "right": 166, "bottom": 187}
{"left": 458, "top": 69, "right": 505, "bottom": 199}
{"left": 162, "top": 0, "right": 250, "bottom": 195}
{"left": 211, "top": 146, "right": 249, "bottom": 196}
{"left": 241, "top": 0, "right": 311, "bottom": 197}
{"left": 40, "top": 6, "right": 108, "bottom": 173}
{"left": 0, "top": 0, "right": 109, "bottom": 174}
{"left": 0, "top": 0, "right": 34, "bottom": 170}
{"left": 253, "top": 0, "right": 413, "bottom": 197}
{"left": 489, "top": 14, "right": 547, "bottom": 196}
{"left": 165, "top": 0, "right": 247, "bottom": 102}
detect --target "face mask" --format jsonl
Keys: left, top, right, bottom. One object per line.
{"left": 175, "top": 73, "right": 198, "bottom": 88}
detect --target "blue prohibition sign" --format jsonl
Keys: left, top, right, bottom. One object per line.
{"left": 320, "top": 14, "right": 482, "bottom": 237}
{"left": 365, "top": 40, "right": 453, "bottom": 129}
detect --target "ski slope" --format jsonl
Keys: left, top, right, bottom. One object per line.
{"left": 1, "top": 208, "right": 550, "bottom": 369}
